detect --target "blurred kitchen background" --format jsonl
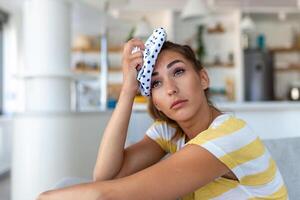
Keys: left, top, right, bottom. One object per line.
{"left": 0, "top": 0, "right": 300, "bottom": 199}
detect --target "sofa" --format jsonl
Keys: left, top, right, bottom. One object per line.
{"left": 263, "top": 137, "right": 300, "bottom": 199}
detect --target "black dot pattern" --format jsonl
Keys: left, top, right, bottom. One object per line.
{"left": 137, "top": 27, "right": 167, "bottom": 96}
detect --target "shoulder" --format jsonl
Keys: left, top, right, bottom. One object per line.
{"left": 188, "top": 114, "right": 254, "bottom": 146}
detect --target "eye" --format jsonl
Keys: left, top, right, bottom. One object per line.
{"left": 174, "top": 68, "right": 185, "bottom": 76}
{"left": 151, "top": 80, "right": 161, "bottom": 89}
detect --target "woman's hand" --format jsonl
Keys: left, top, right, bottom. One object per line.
{"left": 121, "top": 38, "right": 145, "bottom": 95}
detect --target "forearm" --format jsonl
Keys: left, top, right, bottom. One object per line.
{"left": 93, "top": 85, "right": 136, "bottom": 181}
{"left": 37, "top": 181, "right": 107, "bottom": 200}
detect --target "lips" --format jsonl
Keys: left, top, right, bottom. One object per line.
{"left": 170, "top": 99, "right": 188, "bottom": 109}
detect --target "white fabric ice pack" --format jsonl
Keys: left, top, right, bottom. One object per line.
{"left": 135, "top": 27, "right": 167, "bottom": 96}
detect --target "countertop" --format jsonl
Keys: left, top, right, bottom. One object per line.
{"left": 3, "top": 101, "right": 300, "bottom": 117}
{"left": 133, "top": 101, "right": 300, "bottom": 112}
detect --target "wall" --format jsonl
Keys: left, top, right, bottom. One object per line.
{"left": 0, "top": 117, "right": 12, "bottom": 175}
{"left": 12, "top": 112, "right": 109, "bottom": 199}
{"left": 132, "top": 105, "right": 300, "bottom": 140}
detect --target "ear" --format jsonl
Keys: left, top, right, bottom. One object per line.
{"left": 198, "top": 69, "right": 209, "bottom": 90}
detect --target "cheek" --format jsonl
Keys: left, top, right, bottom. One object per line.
{"left": 152, "top": 93, "right": 170, "bottom": 112}
{"left": 151, "top": 95, "right": 162, "bottom": 110}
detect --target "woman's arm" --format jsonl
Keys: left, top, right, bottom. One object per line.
{"left": 100, "top": 144, "right": 232, "bottom": 200}
{"left": 38, "top": 144, "right": 231, "bottom": 200}
{"left": 93, "top": 85, "right": 136, "bottom": 181}
{"left": 37, "top": 182, "right": 102, "bottom": 200}
{"left": 113, "top": 135, "right": 166, "bottom": 179}
{"left": 93, "top": 39, "right": 148, "bottom": 181}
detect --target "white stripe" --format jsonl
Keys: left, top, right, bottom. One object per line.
{"left": 200, "top": 141, "right": 246, "bottom": 179}
{"left": 211, "top": 185, "right": 251, "bottom": 200}
{"left": 201, "top": 141, "right": 227, "bottom": 157}
{"left": 212, "top": 169, "right": 286, "bottom": 200}
{"left": 210, "top": 114, "right": 232, "bottom": 128}
{"left": 146, "top": 122, "right": 176, "bottom": 141}
{"left": 231, "top": 150, "right": 271, "bottom": 179}
{"left": 160, "top": 123, "right": 176, "bottom": 140}
{"left": 209, "top": 125, "right": 257, "bottom": 155}
{"left": 242, "top": 169, "right": 285, "bottom": 197}
{"left": 177, "top": 137, "right": 186, "bottom": 150}
{"left": 199, "top": 126, "right": 259, "bottom": 179}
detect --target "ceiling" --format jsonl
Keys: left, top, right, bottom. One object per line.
{"left": 95, "top": 0, "right": 300, "bottom": 12}
{"left": 104, "top": 0, "right": 300, "bottom": 11}
{"left": 1, "top": 0, "right": 300, "bottom": 13}
{"left": 215, "top": 0, "right": 299, "bottom": 7}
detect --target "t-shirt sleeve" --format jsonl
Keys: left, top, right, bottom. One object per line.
{"left": 145, "top": 121, "right": 177, "bottom": 153}
{"left": 185, "top": 117, "right": 260, "bottom": 181}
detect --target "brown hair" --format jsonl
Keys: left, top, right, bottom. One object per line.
{"left": 147, "top": 41, "right": 213, "bottom": 142}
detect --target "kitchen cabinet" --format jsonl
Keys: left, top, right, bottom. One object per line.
{"left": 263, "top": 46, "right": 300, "bottom": 100}
{"left": 246, "top": 12, "right": 300, "bottom": 100}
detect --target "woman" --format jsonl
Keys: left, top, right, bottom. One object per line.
{"left": 37, "top": 39, "right": 288, "bottom": 200}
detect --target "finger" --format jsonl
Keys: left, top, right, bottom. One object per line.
{"left": 129, "top": 51, "right": 144, "bottom": 60}
{"left": 123, "top": 38, "right": 145, "bottom": 55}
{"left": 129, "top": 57, "right": 143, "bottom": 70}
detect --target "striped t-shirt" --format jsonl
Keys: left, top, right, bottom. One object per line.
{"left": 146, "top": 114, "right": 288, "bottom": 200}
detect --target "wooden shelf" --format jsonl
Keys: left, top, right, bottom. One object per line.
{"left": 72, "top": 67, "right": 122, "bottom": 74}
{"left": 204, "top": 62, "right": 234, "bottom": 68}
{"left": 72, "top": 47, "right": 100, "bottom": 53}
{"left": 73, "top": 68, "right": 99, "bottom": 74}
{"left": 206, "top": 23, "right": 225, "bottom": 34}
{"left": 109, "top": 67, "right": 122, "bottom": 72}
{"left": 269, "top": 47, "right": 300, "bottom": 53}
{"left": 207, "top": 28, "right": 225, "bottom": 34}
{"left": 109, "top": 46, "right": 124, "bottom": 52}
{"left": 72, "top": 46, "right": 123, "bottom": 53}
{"left": 275, "top": 65, "right": 300, "bottom": 72}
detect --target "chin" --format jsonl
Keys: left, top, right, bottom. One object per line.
{"left": 168, "top": 108, "right": 196, "bottom": 122}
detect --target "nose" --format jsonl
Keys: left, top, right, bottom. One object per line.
{"left": 166, "top": 78, "right": 179, "bottom": 96}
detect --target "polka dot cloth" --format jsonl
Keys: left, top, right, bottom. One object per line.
{"left": 136, "top": 27, "right": 167, "bottom": 96}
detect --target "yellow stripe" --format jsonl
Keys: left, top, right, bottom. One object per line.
{"left": 248, "top": 184, "right": 288, "bottom": 200}
{"left": 241, "top": 158, "right": 277, "bottom": 186}
{"left": 194, "top": 177, "right": 239, "bottom": 199}
{"left": 219, "top": 137, "right": 265, "bottom": 169}
{"left": 155, "top": 138, "right": 177, "bottom": 153}
{"left": 182, "top": 192, "right": 194, "bottom": 200}
{"left": 187, "top": 117, "right": 246, "bottom": 146}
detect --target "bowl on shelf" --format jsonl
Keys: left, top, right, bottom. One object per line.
{"left": 288, "top": 81, "right": 300, "bottom": 101}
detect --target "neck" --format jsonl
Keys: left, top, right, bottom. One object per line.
{"left": 178, "top": 103, "right": 221, "bottom": 141}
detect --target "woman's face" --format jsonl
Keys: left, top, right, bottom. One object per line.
{"left": 151, "top": 50, "right": 209, "bottom": 122}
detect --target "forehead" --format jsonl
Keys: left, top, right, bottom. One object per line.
{"left": 154, "top": 50, "right": 187, "bottom": 70}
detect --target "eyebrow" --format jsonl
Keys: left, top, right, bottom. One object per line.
{"left": 152, "top": 59, "right": 184, "bottom": 77}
